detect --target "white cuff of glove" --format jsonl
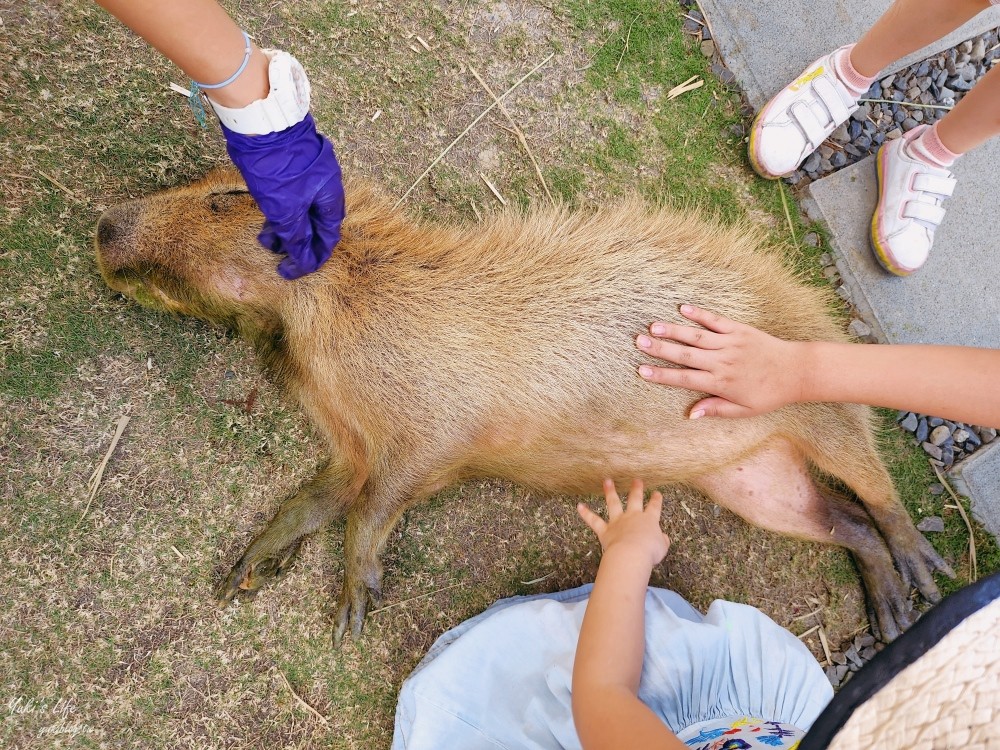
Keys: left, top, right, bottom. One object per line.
{"left": 207, "top": 49, "right": 311, "bottom": 135}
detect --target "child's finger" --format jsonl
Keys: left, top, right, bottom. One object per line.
{"left": 678, "top": 304, "right": 737, "bottom": 334}
{"left": 576, "top": 502, "right": 607, "bottom": 536}
{"left": 626, "top": 478, "right": 645, "bottom": 512}
{"left": 603, "top": 478, "right": 624, "bottom": 519}
{"left": 646, "top": 490, "right": 664, "bottom": 517}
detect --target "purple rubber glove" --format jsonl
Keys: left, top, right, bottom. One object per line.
{"left": 222, "top": 113, "right": 345, "bottom": 280}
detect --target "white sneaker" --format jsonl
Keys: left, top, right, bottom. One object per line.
{"left": 749, "top": 47, "right": 860, "bottom": 179}
{"left": 870, "top": 126, "right": 957, "bottom": 276}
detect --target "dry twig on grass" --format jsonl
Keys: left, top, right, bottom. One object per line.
{"left": 37, "top": 169, "right": 80, "bottom": 201}
{"left": 469, "top": 64, "right": 555, "bottom": 205}
{"left": 277, "top": 669, "right": 330, "bottom": 727}
{"left": 368, "top": 581, "right": 464, "bottom": 615}
{"left": 394, "top": 53, "right": 554, "bottom": 208}
{"left": 796, "top": 624, "right": 821, "bottom": 640}
{"left": 817, "top": 623, "right": 834, "bottom": 665}
{"left": 667, "top": 76, "right": 703, "bottom": 100}
{"left": 934, "top": 465, "right": 978, "bottom": 582}
{"left": 777, "top": 180, "right": 797, "bottom": 245}
{"left": 615, "top": 15, "right": 640, "bottom": 73}
{"left": 479, "top": 172, "right": 507, "bottom": 205}
{"left": 76, "top": 415, "right": 131, "bottom": 530}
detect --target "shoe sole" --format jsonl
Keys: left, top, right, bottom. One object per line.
{"left": 747, "top": 100, "right": 789, "bottom": 180}
{"left": 871, "top": 144, "right": 917, "bottom": 277}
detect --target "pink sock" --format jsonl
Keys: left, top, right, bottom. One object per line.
{"left": 832, "top": 44, "right": 876, "bottom": 97}
{"left": 907, "top": 123, "right": 962, "bottom": 168}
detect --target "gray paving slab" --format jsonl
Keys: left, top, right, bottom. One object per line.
{"left": 803, "top": 144, "right": 1000, "bottom": 535}
{"left": 957, "top": 443, "right": 1000, "bottom": 538}
{"left": 698, "top": 0, "right": 1000, "bottom": 109}
{"left": 804, "top": 146, "right": 1000, "bottom": 347}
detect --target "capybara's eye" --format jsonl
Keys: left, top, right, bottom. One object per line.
{"left": 208, "top": 190, "right": 249, "bottom": 215}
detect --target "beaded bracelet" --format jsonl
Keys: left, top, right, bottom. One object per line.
{"left": 188, "top": 30, "right": 253, "bottom": 127}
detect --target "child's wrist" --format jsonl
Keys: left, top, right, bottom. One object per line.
{"left": 601, "top": 543, "right": 660, "bottom": 574}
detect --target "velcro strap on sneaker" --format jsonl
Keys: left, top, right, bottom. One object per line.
{"left": 913, "top": 173, "right": 957, "bottom": 197}
{"left": 790, "top": 101, "right": 831, "bottom": 149}
{"left": 903, "top": 201, "right": 947, "bottom": 226}
{"left": 811, "top": 76, "right": 854, "bottom": 124}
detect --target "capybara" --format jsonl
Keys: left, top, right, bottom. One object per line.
{"left": 95, "top": 168, "right": 951, "bottom": 644}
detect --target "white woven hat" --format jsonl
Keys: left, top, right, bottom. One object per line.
{"left": 800, "top": 571, "right": 1000, "bottom": 749}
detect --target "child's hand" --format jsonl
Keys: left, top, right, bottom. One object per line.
{"left": 577, "top": 479, "right": 671, "bottom": 569}
{"left": 635, "top": 304, "right": 807, "bottom": 419}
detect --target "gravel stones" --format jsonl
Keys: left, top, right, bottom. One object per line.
{"left": 897, "top": 411, "right": 995, "bottom": 468}
{"left": 825, "top": 631, "right": 885, "bottom": 688}
{"left": 784, "top": 29, "right": 1000, "bottom": 186}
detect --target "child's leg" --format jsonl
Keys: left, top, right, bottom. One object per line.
{"left": 851, "top": 0, "right": 993, "bottom": 77}
{"left": 936, "top": 61, "right": 1000, "bottom": 153}
{"left": 750, "top": 0, "right": 995, "bottom": 179}
{"left": 868, "top": 0, "right": 1000, "bottom": 276}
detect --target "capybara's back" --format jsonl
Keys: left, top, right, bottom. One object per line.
{"left": 95, "top": 169, "right": 950, "bottom": 644}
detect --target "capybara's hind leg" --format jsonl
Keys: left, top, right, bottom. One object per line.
{"left": 799, "top": 404, "right": 954, "bottom": 602}
{"left": 691, "top": 438, "right": 916, "bottom": 641}
{"left": 334, "top": 485, "right": 428, "bottom": 648}
{"left": 216, "top": 462, "right": 362, "bottom": 607}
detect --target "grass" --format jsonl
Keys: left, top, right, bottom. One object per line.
{"left": 1, "top": 0, "right": 994, "bottom": 748}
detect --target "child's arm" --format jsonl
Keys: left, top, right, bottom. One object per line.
{"left": 572, "top": 479, "right": 688, "bottom": 750}
{"left": 637, "top": 304, "right": 1000, "bottom": 427}
{"left": 95, "top": 0, "right": 270, "bottom": 108}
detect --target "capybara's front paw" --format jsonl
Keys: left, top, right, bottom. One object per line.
{"left": 215, "top": 541, "right": 302, "bottom": 608}
{"left": 332, "top": 579, "right": 383, "bottom": 648}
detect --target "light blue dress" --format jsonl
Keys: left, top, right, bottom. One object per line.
{"left": 392, "top": 585, "right": 833, "bottom": 750}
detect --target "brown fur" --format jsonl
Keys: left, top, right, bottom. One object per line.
{"left": 95, "top": 168, "right": 950, "bottom": 644}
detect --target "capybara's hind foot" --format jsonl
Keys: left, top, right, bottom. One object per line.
{"left": 216, "top": 540, "right": 302, "bottom": 608}
{"left": 861, "top": 570, "right": 917, "bottom": 643}
{"left": 872, "top": 508, "right": 956, "bottom": 604}
{"left": 332, "top": 578, "right": 383, "bottom": 648}
{"left": 895, "top": 535, "right": 954, "bottom": 606}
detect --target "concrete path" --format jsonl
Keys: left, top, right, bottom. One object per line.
{"left": 696, "top": 0, "right": 1000, "bottom": 536}
{"left": 698, "top": 0, "right": 1000, "bottom": 110}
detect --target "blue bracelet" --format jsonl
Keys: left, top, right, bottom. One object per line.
{"left": 188, "top": 30, "right": 252, "bottom": 127}
{"left": 194, "top": 30, "right": 253, "bottom": 89}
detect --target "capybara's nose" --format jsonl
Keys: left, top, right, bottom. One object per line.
{"left": 95, "top": 207, "right": 138, "bottom": 274}
{"left": 97, "top": 213, "right": 122, "bottom": 247}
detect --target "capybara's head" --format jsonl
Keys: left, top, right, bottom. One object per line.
{"left": 95, "top": 168, "right": 301, "bottom": 327}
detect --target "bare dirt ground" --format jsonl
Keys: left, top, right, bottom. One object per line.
{"left": 0, "top": 1, "right": 972, "bottom": 748}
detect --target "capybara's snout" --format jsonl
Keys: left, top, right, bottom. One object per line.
{"left": 95, "top": 204, "right": 142, "bottom": 279}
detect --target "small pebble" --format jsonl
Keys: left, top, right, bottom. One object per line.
{"left": 929, "top": 417, "right": 945, "bottom": 428}
{"left": 700, "top": 40, "right": 715, "bottom": 58}
{"left": 929, "top": 483, "right": 945, "bottom": 495}
{"left": 917, "top": 516, "right": 945, "bottom": 533}
{"left": 848, "top": 319, "right": 871, "bottom": 338}
{"left": 915, "top": 418, "right": 929, "bottom": 443}
{"left": 922, "top": 442, "right": 944, "bottom": 461}
{"left": 929, "top": 425, "right": 951, "bottom": 446}
{"left": 900, "top": 413, "right": 919, "bottom": 432}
